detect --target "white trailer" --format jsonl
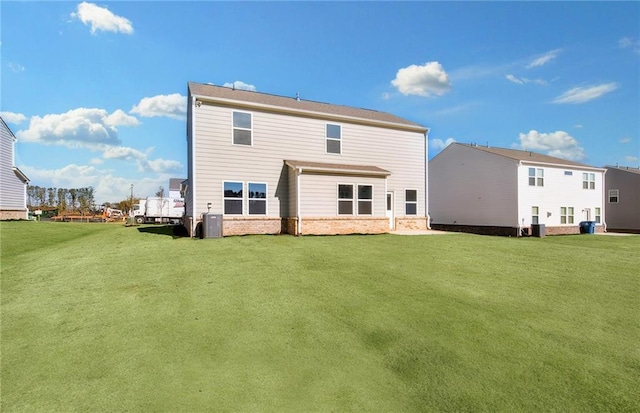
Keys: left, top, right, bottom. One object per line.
{"left": 134, "top": 197, "right": 184, "bottom": 224}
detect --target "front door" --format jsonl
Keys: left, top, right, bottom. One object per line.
{"left": 386, "top": 192, "right": 394, "bottom": 230}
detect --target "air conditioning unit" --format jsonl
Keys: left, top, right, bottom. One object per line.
{"left": 201, "top": 214, "right": 223, "bottom": 238}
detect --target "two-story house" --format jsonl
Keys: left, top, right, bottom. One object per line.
{"left": 0, "top": 117, "right": 30, "bottom": 220}
{"left": 429, "top": 143, "right": 606, "bottom": 236}
{"left": 183, "top": 82, "right": 429, "bottom": 237}
{"left": 604, "top": 166, "right": 640, "bottom": 233}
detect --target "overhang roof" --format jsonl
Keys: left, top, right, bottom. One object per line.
{"left": 285, "top": 160, "right": 391, "bottom": 177}
{"left": 604, "top": 165, "right": 640, "bottom": 175}
{"left": 13, "top": 167, "right": 29, "bottom": 184}
{"left": 189, "top": 82, "right": 427, "bottom": 133}
{"left": 457, "top": 143, "right": 604, "bottom": 170}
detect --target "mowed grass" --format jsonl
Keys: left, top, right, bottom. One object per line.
{"left": 1, "top": 222, "right": 638, "bottom": 412}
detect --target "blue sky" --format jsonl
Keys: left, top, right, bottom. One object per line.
{"left": 2, "top": 1, "right": 638, "bottom": 204}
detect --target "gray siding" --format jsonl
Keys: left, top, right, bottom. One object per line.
{"left": 189, "top": 99, "right": 426, "bottom": 221}
{"left": 0, "top": 119, "right": 28, "bottom": 214}
{"left": 429, "top": 144, "right": 518, "bottom": 227}
{"left": 605, "top": 167, "right": 640, "bottom": 231}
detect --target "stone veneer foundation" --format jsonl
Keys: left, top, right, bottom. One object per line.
{"left": 431, "top": 224, "right": 605, "bottom": 237}
{"left": 0, "top": 209, "right": 28, "bottom": 220}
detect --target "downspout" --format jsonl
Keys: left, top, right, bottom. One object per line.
{"left": 602, "top": 169, "right": 607, "bottom": 232}
{"left": 425, "top": 128, "right": 431, "bottom": 229}
{"left": 296, "top": 167, "right": 302, "bottom": 236}
{"left": 190, "top": 96, "right": 198, "bottom": 238}
{"left": 517, "top": 160, "right": 522, "bottom": 237}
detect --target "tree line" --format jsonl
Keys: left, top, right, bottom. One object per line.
{"left": 27, "top": 185, "right": 97, "bottom": 213}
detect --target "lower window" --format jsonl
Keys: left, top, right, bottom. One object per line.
{"left": 405, "top": 189, "right": 417, "bottom": 215}
{"left": 248, "top": 182, "right": 267, "bottom": 215}
{"left": 595, "top": 207, "right": 601, "bottom": 224}
{"left": 224, "top": 182, "right": 243, "bottom": 214}
{"left": 338, "top": 184, "right": 354, "bottom": 215}
{"left": 531, "top": 206, "right": 539, "bottom": 224}
{"left": 357, "top": 185, "right": 372, "bottom": 215}
{"left": 560, "top": 206, "right": 574, "bottom": 224}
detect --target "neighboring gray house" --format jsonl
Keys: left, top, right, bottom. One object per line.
{"left": 168, "top": 178, "right": 185, "bottom": 199}
{"left": 429, "top": 143, "right": 606, "bottom": 236}
{"left": 0, "top": 117, "right": 30, "bottom": 220}
{"left": 183, "top": 82, "right": 429, "bottom": 237}
{"left": 604, "top": 166, "right": 640, "bottom": 233}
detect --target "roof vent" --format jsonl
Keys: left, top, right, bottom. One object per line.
{"left": 296, "top": 92, "right": 300, "bottom": 102}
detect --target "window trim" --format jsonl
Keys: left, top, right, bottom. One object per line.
{"left": 595, "top": 207, "right": 601, "bottom": 224}
{"left": 528, "top": 168, "right": 544, "bottom": 187}
{"left": 531, "top": 206, "right": 539, "bottom": 225}
{"left": 582, "top": 172, "right": 595, "bottom": 190}
{"left": 325, "top": 123, "right": 342, "bottom": 155}
{"left": 248, "top": 182, "right": 267, "bottom": 215}
{"left": 337, "top": 183, "right": 354, "bottom": 215}
{"left": 405, "top": 189, "right": 418, "bottom": 216}
{"left": 608, "top": 189, "right": 619, "bottom": 203}
{"left": 232, "top": 110, "right": 253, "bottom": 146}
{"left": 357, "top": 184, "right": 373, "bottom": 216}
{"left": 560, "top": 206, "right": 574, "bottom": 225}
{"left": 223, "top": 181, "right": 244, "bottom": 215}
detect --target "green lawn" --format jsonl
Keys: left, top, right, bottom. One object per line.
{"left": 1, "top": 221, "right": 638, "bottom": 412}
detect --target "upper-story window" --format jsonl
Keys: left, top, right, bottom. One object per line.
{"left": 326, "top": 124, "right": 341, "bottom": 154}
{"left": 233, "top": 111, "right": 252, "bottom": 145}
{"left": 608, "top": 189, "right": 619, "bottom": 203}
{"left": 582, "top": 173, "right": 595, "bottom": 190}
{"left": 528, "top": 168, "right": 544, "bottom": 186}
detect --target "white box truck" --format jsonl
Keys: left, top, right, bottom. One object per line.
{"left": 133, "top": 197, "right": 184, "bottom": 224}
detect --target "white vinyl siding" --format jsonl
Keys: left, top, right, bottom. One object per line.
{"left": 0, "top": 120, "right": 28, "bottom": 214}
{"left": 190, "top": 100, "right": 425, "bottom": 219}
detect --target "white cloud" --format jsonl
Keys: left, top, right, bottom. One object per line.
{"left": 130, "top": 94, "right": 187, "bottom": 120}
{"left": 90, "top": 158, "right": 104, "bottom": 165}
{"left": 619, "top": 37, "right": 640, "bottom": 54}
{"left": 430, "top": 138, "right": 456, "bottom": 151}
{"left": 574, "top": 124, "right": 583, "bottom": 129}
{"left": 625, "top": 155, "right": 639, "bottom": 163}
{"left": 381, "top": 92, "right": 391, "bottom": 100}
{"left": 1, "top": 111, "right": 27, "bottom": 124}
{"left": 71, "top": 2, "right": 133, "bottom": 35}
{"left": 506, "top": 74, "right": 548, "bottom": 86}
{"left": 101, "top": 145, "right": 182, "bottom": 173}
{"left": 552, "top": 83, "right": 618, "bottom": 104}
{"left": 527, "top": 49, "right": 562, "bottom": 68}
{"left": 16, "top": 108, "right": 139, "bottom": 148}
{"left": 223, "top": 81, "right": 257, "bottom": 91}
{"left": 620, "top": 137, "right": 632, "bottom": 144}
{"left": 391, "top": 61, "right": 451, "bottom": 97}
{"left": 513, "top": 130, "right": 586, "bottom": 161}
{"left": 7, "top": 62, "right": 25, "bottom": 73}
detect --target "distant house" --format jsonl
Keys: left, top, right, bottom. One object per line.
{"left": 429, "top": 143, "right": 606, "bottom": 236}
{"left": 183, "top": 82, "right": 429, "bottom": 237}
{"left": 168, "top": 178, "right": 185, "bottom": 199}
{"left": 0, "top": 117, "right": 30, "bottom": 220}
{"left": 604, "top": 166, "right": 640, "bottom": 233}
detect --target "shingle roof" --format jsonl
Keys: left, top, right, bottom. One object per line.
{"left": 285, "top": 160, "right": 391, "bottom": 176}
{"left": 605, "top": 165, "right": 640, "bottom": 175}
{"left": 188, "top": 82, "right": 426, "bottom": 131}
{"left": 457, "top": 143, "right": 601, "bottom": 169}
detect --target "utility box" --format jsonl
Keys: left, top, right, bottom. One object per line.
{"left": 202, "top": 214, "right": 223, "bottom": 238}
{"left": 531, "top": 224, "right": 545, "bottom": 238}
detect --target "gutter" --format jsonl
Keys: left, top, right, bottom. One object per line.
{"left": 191, "top": 95, "right": 198, "bottom": 238}
{"left": 296, "top": 167, "right": 302, "bottom": 236}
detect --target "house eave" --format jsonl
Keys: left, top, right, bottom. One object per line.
{"left": 191, "top": 93, "right": 427, "bottom": 134}
{"left": 12, "top": 167, "right": 30, "bottom": 183}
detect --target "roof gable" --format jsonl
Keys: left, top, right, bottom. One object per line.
{"left": 188, "top": 82, "right": 426, "bottom": 132}
{"left": 455, "top": 143, "right": 601, "bottom": 169}
{"left": 605, "top": 166, "right": 640, "bottom": 175}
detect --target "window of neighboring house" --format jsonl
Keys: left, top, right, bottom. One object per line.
{"left": 233, "top": 111, "right": 252, "bottom": 145}
{"left": 560, "top": 207, "right": 574, "bottom": 224}
{"left": 595, "top": 207, "right": 601, "bottom": 224}
{"left": 405, "top": 189, "right": 417, "bottom": 215}
{"left": 528, "top": 168, "right": 544, "bottom": 186}
{"left": 223, "top": 181, "right": 243, "bottom": 214}
{"left": 248, "top": 182, "right": 267, "bottom": 215}
{"left": 532, "top": 206, "right": 539, "bottom": 225}
{"left": 357, "top": 185, "right": 373, "bottom": 215}
{"left": 564, "top": 171, "right": 573, "bottom": 176}
{"left": 608, "top": 189, "right": 619, "bottom": 203}
{"left": 326, "top": 123, "right": 341, "bottom": 154}
{"left": 338, "top": 184, "right": 354, "bottom": 215}
{"left": 582, "top": 173, "right": 595, "bottom": 190}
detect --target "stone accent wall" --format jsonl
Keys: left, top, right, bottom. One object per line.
{"left": 222, "top": 217, "right": 283, "bottom": 236}
{"left": 395, "top": 218, "right": 428, "bottom": 231}
{"left": 296, "top": 216, "right": 388, "bottom": 236}
{"left": 432, "top": 223, "right": 606, "bottom": 237}
{"left": 0, "top": 209, "right": 27, "bottom": 220}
